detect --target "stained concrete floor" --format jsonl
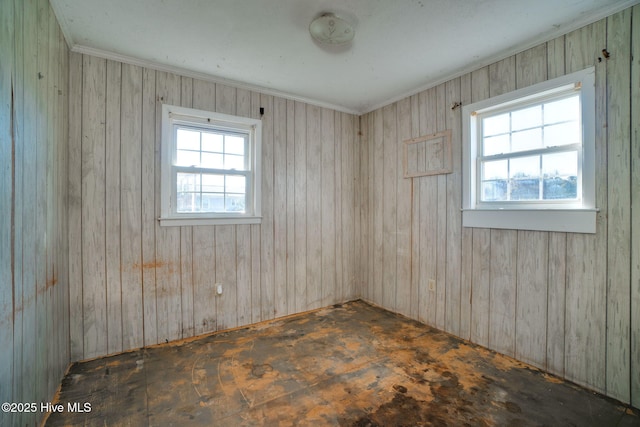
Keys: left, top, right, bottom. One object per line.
{"left": 46, "top": 301, "right": 639, "bottom": 426}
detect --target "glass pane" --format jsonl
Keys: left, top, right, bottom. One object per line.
{"left": 177, "top": 173, "right": 198, "bottom": 192}
{"left": 510, "top": 178, "right": 540, "bottom": 200}
{"left": 482, "top": 159, "right": 508, "bottom": 180}
{"left": 202, "top": 132, "right": 223, "bottom": 153}
{"left": 176, "top": 128, "right": 200, "bottom": 151}
{"left": 483, "top": 113, "right": 509, "bottom": 137}
{"left": 176, "top": 150, "right": 200, "bottom": 167}
{"left": 543, "top": 176, "right": 578, "bottom": 200}
{"left": 542, "top": 151, "right": 578, "bottom": 177}
{"left": 544, "top": 95, "right": 579, "bottom": 124}
{"left": 483, "top": 134, "right": 510, "bottom": 156}
{"left": 225, "top": 194, "right": 246, "bottom": 212}
{"left": 511, "top": 105, "right": 541, "bottom": 131}
{"left": 201, "top": 174, "right": 224, "bottom": 193}
{"left": 509, "top": 156, "right": 540, "bottom": 179}
{"left": 482, "top": 180, "right": 507, "bottom": 201}
{"left": 225, "top": 175, "right": 246, "bottom": 194}
{"left": 225, "top": 154, "right": 245, "bottom": 170}
{"left": 544, "top": 121, "right": 580, "bottom": 147}
{"left": 177, "top": 192, "right": 200, "bottom": 212}
{"left": 201, "top": 152, "right": 224, "bottom": 169}
{"left": 200, "top": 193, "right": 224, "bottom": 212}
{"left": 511, "top": 128, "right": 542, "bottom": 152}
{"left": 225, "top": 135, "right": 245, "bottom": 155}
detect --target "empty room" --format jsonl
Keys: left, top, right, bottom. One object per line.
{"left": 1, "top": 0, "right": 639, "bottom": 425}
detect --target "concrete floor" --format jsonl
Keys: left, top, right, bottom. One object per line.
{"left": 46, "top": 301, "right": 639, "bottom": 426}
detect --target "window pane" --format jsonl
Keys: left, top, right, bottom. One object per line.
{"left": 177, "top": 173, "right": 198, "bottom": 192}
{"left": 543, "top": 176, "right": 577, "bottom": 200}
{"left": 511, "top": 128, "right": 542, "bottom": 152}
{"left": 482, "top": 159, "right": 508, "bottom": 180}
{"left": 201, "top": 174, "right": 224, "bottom": 193}
{"left": 202, "top": 132, "right": 223, "bottom": 153}
{"left": 176, "top": 150, "right": 200, "bottom": 167}
{"left": 225, "top": 194, "right": 246, "bottom": 212}
{"left": 544, "top": 121, "right": 580, "bottom": 147}
{"left": 511, "top": 105, "right": 541, "bottom": 131}
{"left": 225, "top": 175, "right": 246, "bottom": 194}
{"left": 509, "top": 156, "right": 540, "bottom": 179}
{"left": 177, "top": 192, "right": 200, "bottom": 212}
{"left": 200, "top": 193, "right": 225, "bottom": 212}
{"left": 510, "top": 178, "right": 540, "bottom": 200}
{"left": 201, "top": 152, "right": 224, "bottom": 169}
{"left": 542, "top": 151, "right": 577, "bottom": 177}
{"left": 483, "top": 134, "right": 509, "bottom": 156}
{"left": 225, "top": 135, "right": 245, "bottom": 155}
{"left": 176, "top": 128, "right": 200, "bottom": 151}
{"left": 225, "top": 154, "right": 245, "bottom": 170}
{"left": 483, "top": 113, "right": 509, "bottom": 137}
{"left": 482, "top": 181, "right": 507, "bottom": 201}
{"left": 544, "top": 95, "right": 579, "bottom": 124}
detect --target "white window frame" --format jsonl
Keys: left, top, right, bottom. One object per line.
{"left": 462, "top": 67, "right": 597, "bottom": 234}
{"left": 160, "top": 104, "right": 262, "bottom": 226}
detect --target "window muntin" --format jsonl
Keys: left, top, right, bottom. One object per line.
{"left": 161, "top": 105, "right": 261, "bottom": 226}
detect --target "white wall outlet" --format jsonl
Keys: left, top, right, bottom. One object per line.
{"left": 428, "top": 279, "right": 436, "bottom": 292}
{"left": 216, "top": 284, "right": 223, "bottom": 295}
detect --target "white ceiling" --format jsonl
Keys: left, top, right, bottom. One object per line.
{"left": 51, "top": 0, "right": 636, "bottom": 114}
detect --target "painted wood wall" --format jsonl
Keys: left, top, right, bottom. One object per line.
{"left": 0, "top": 0, "right": 71, "bottom": 426}
{"left": 68, "top": 54, "right": 360, "bottom": 362}
{"left": 359, "top": 5, "right": 640, "bottom": 407}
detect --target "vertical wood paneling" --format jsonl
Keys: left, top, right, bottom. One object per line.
{"left": 515, "top": 231, "right": 548, "bottom": 367}
{"left": 155, "top": 72, "right": 182, "bottom": 342}
{"left": 105, "top": 60, "right": 122, "bottom": 354}
{"left": 382, "top": 104, "right": 397, "bottom": 311}
{"left": 3, "top": 1, "right": 70, "bottom": 424}
{"left": 396, "top": 98, "right": 412, "bottom": 317}
{"left": 0, "top": 3, "right": 14, "bottom": 424}
{"left": 435, "top": 84, "right": 447, "bottom": 331}
{"left": 81, "top": 55, "right": 107, "bottom": 359}
{"left": 605, "top": 8, "right": 632, "bottom": 403}
{"left": 120, "top": 63, "right": 143, "bottom": 350}
{"left": 372, "top": 108, "right": 384, "bottom": 306}
{"left": 306, "top": 105, "right": 322, "bottom": 309}
{"left": 273, "top": 97, "right": 287, "bottom": 315}
{"left": 458, "top": 73, "right": 473, "bottom": 341}
{"left": 68, "top": 52, "right": 83, "bottom": 360}
{"left": 321, "top": 108, "right": 336, "bottom": 307}
{"left": 631, "top": 4, "right": 640, "bottom": 408}
{"left": 285, "top": 100, "right": 296, "bottom": 314}
{"left": 293, "top": 101, "right": 307, "bottom": 313}
{"left": 564, "top": 19, "right": 607, "bottom": 393}
{"left": 260, "top": 94, "right": 275, "bottom": 318}
{"left": 141, "top": 68, "right": 158, "bottom": 346}
{"left": 444, "top": 78, "right": 462, "bottom": 336}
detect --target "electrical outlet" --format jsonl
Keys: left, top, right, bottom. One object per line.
{"left": 428, "top": 279, "right": 436, "bottom": 292}
{"left": 216, "top": 283, "right": 223, "bottom": 295}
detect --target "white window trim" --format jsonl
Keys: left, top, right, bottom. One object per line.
{"left": 160, "top": 104, "right": 262, "bottom": 226}
{"left": 462, "top": 67, "right": 597, "bottom": 234}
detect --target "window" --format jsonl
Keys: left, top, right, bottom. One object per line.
{"left": 160, "top": 105, "right": 261, "bottom": 226}
{"left": 462, "top": 67, "right": 597, "bottom": 233}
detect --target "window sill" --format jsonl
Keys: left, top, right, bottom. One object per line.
{"left": 159, "top": 216, "right": 262, "bottom": 227}
{"left": 462, "top": 208, "right": 597, "bottom": 233}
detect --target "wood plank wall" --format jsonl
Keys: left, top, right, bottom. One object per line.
{"left": 68, "top": 55, "right": 360, "bottom": 361}
{"left": 0, "top": 0, "right": 70, "bottom": 426}
{"left": 359, "top": 6, "right": 640, "bottom": 407}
